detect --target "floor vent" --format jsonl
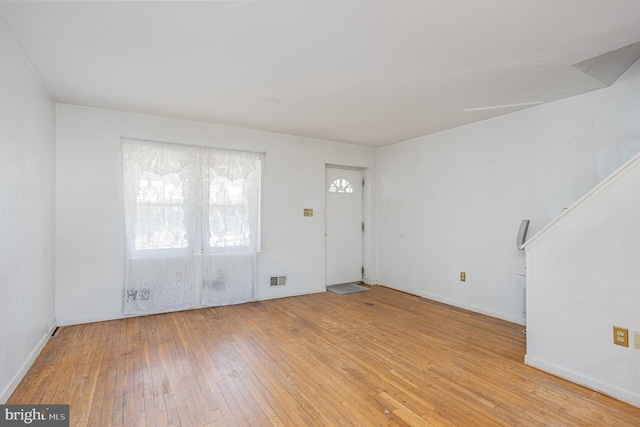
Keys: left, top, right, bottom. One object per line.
{"left": 270, "top": 275, "right": 287, "bottom": 287}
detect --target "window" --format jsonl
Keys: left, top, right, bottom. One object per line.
{"left": 135, "top": 171, "right": 188, "bottom": 250}
{"left": 122, "top": 139, "right": 263, "bottom": 315}
{"left": 328, "top": 177, "right": 354, "bottom": 193}
{"left": 201, "top": 148, "right": 261, "bottom": 252}
{"left": 206, "top": 171, "right": 252, "bottom": 249}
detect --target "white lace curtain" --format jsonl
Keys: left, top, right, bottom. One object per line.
{"left": 201, "top": 148, "right": 261, "bottom": 306}
{"left": 122, "top": 139, "right": 262, "bottom": 315}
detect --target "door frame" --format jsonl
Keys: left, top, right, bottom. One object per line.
{"left": 324, "top": 164, "right": 372, "bottom": 286}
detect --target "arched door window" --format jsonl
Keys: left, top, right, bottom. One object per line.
{"left": 328, "top": 178, "right": 354, "bottom": 194}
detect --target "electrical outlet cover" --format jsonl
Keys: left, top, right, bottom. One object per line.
{"left": 634, "top": 331, "right": 640, "bottom": 350}
{"left": 613, "top": 326, "right": 629, "bottom": 347}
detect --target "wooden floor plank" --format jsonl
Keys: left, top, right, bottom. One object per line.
{"left": 8, "top": 286, "right": 640, "bottom": 426}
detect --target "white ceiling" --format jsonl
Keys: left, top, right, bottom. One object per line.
{"left": 1, "top": 1, "right": 640, "bottom": 147}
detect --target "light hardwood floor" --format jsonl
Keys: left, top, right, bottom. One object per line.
{"left": 9, "top": 286, "right": 640, "bottom": 426}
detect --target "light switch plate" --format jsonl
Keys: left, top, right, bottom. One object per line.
{"left": 634, "top": 331, "right": 640, "bottom": 350}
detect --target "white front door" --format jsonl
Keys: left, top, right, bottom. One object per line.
{"left": 325, "top": 167, "right": 363, "bottom": 286}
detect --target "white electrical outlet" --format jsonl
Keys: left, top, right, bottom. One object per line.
{"left": 216, "top": 269, "right": 224, "bottom": 279}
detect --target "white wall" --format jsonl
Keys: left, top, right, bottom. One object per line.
{"left": 55, "top": 105, "right": 376, "bottom": 325}
{"left": 375, "top": 61, "right": 640, "bottom": 325}
{"left": 0, "top": 24, "right": 56, "bottom": 402}
{"left": 524, "top": 150, "right": 640, "bottom": 406}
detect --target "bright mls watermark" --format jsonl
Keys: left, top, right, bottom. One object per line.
{"left": 0, "top": 405, "right": 68, "bottom": 426}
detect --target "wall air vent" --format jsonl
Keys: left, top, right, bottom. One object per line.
{"left": 270, "top": 275, "right": 287, "bottom": 287}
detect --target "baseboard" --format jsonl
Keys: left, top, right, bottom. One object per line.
{"left": 56, "top": 311, "right": 137, "bottom": 326}
{"left": 58, "top": 286, "right": 526, "bottom": 328}
{"left": 0, "top": 320, "right": 57, "bottom": 404}
{"left": 259, "top": 287, "right": 326, "bottom": 301}
{"left": 525, "top": 354, "right": 640, "bottom": 408}
{"left": 380, "top": 283, "right": 526, "bottom": 326}
{"left": 57, "top": 287, "right": 329, "bottom": 326}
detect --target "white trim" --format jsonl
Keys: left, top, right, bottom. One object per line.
{"left": 56, "top": 311, "right": 144, "bottom": 327}
{"left": 523, "top": 149, "right": 640, "bottom": 250}
{"left": 525, "top": 355, "right": 640, "bottom": 408}
{"left": 0, "top": 320, "right": 57, "bottom": 404}
{"left": 380, "top": 283, "right": 526, "bottom": 325}
{"left": 259, "top": 288, "right": 326, "bottom": 301}
{"left": 56, "top": 287, "right": 328, "bottom": 326}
